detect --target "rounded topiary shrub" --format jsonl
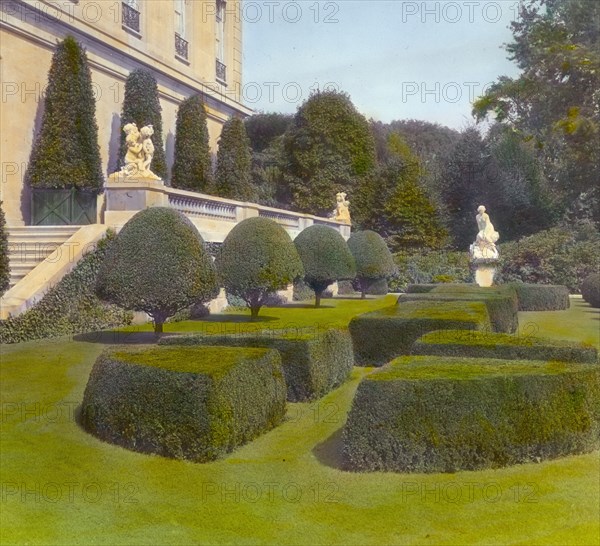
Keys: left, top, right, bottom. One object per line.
{"left": 347, "top": 230, "right": 396, "bottom": 298}
{"left": 581, "top": 273, "right": 600, "bottom": 308}
{"left": 294, "top": 225, "right": 356, "bottom": 307}
{"left": 96, "top": 207, "right": 218, "bottom": 332}
{"left": 216, "top": 217, "right": 304, "bottom": 319}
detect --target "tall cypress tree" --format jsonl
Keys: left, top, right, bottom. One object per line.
{"left": 171, "top": 95, "right": 213, "bottom": 192}
{"left": 215, "top": 116, "right": 252, "bottom": 200}
{"left": 119, "top": 69, "right": 168, "bottom": 180}
{"left": 26, "top": 36, "right": 103, "bottom": 191}
{"left": 0, "top": 201, "right": 10, "bottom": 297}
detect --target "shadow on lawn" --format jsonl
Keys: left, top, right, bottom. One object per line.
{"left": 313, "top": 427, "right": 347, "bottom": 471}
{"left": 73, "top": 331, "right": 170, "bottom": 345}
{"left": 194, "top": 314, "right": 279, "bottom": 323}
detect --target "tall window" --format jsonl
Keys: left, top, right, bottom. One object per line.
{"left": 174, "top": 0, "right": 186, "bottom": 38}
{"left": 123, "top": 0, "right": 141, "bottom": 33}
{"left": 216, "top": 0, "right": 225, "bottom": 63}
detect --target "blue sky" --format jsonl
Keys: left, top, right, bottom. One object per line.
{"left": 242, "top": 1, "right": 522, "bottom": 128}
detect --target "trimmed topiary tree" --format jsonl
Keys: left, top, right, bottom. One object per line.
{"left": 347, "top": 230, "right": 396, "bottom": 298}
{"left": 215, "top": 116, "right": 253, "bottom": 200}
{"left": 96, "top": 207, "right": 218, "bottom": 333}
{"left": 26, "top": 35, "right": 103, "bottom": 192}
{"left": 171, "top": 95, "right": 213, "bottom": 192}
{"left": 0, "top": 201, "right": 10, "bottom": 297}
{"left": 119, "top": 69, "right": 168, "bottom": 180}
{"left": 215, "top": 217, "right": 304, "bottom": 319}
{"left": 581, "top": 273, "right": 600, "bottom": 308}
{"left": 294, "top": 225, "right": 356, "bottom": 307}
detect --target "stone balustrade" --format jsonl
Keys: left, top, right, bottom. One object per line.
{"left": 103, "top": 179, "right": 351, "bottom": 242}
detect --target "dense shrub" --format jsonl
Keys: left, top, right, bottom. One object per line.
{"left": 216, "top": 217, "right": 303, "bottom": 319}
{"left": 398, "top": 284, "right": 519, "bottom": 333}
{"left": 343, "top": 356, "right": 600, "bottom": 472}
{"left": 390, "top": 250, "right": 472, "bottom": 292}
{"left": 294, "top": 225, "right": 356, "bottom": 307}
{"left": 348, "top": 300, "right": 490, "bottom": 366}
{"left": 160, "top": 328, "right": 354, "bottom": 402}
{"left": 215, "top": 116, "right": 253, "bottom": 200}
{"left": 347, "top": 230, "right": 396, "bottom": 298}
{"left": 0, "top": 201, "right": 9, "bottom": 297}
{"left": 81, "top": 346, "right": 286, "bottom": 462}
{"left": 0, "top": 232, "right": 132, "bottom": 344}
{"left": 361, "top": 278, "right": 389, "bottom": 295}
{"left": 96, "top": 208, "right": 218, "bottom": 333}
{"left": 510, "top": 283, "right": 570, "bottom": 311}
{"left": 496, "top": 225, "right": 600, "bottom": 293}
{"left": 171, "top": 95, "right": 213, "bottom": 192}
{"left": 337, "top": 280, "right": 358, "bottom": 296}
{"left": 413, "top": 330, "right": 598, "bottom": 363}
{"left": 119, "top": 69, "right": 167, "bottom": 179}
{"left": 283, "top": 90, "right": 377, "bottom": 216}
{"left": 581, "top": 273, "right": 600, "bottom": 308}
{"left": 26, "top": 36, "right": 103, "bottom": 191}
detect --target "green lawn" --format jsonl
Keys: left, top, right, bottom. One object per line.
{"left": 1, "top": 296, "right": 599, "bottom": 545}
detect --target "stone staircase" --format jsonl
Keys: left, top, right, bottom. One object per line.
{"left": 7, "top": 226, "right": 82, "bottom": 288}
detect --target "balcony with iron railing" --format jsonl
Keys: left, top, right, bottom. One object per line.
{"left": 175, "top": 33, "right": 189, "bottom": 61}
{"left": 122, "top": 2, "right": 140, "bottom": 34}
{"left": 216, "top": 59, "right": 227, "bottom": 83}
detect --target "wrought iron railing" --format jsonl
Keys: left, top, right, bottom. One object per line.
{"left": 216, "top": 59, "right": 227, "bottom": 83}
{"left": 175, "top": 33, "right": 189, "bottom": 59}
{"left": 122, "top": 2, "right": 140, "bottom": 33}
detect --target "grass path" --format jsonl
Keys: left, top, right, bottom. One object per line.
{"left": 1, "top": 296, "right": 599, "bottom": 545}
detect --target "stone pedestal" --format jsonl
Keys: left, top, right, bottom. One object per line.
{"left": 474, "top": 265, "right": 496, "bottom": 287}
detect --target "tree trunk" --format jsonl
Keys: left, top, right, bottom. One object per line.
{"left": 154, "top": 321, "right": 164, "bottom": 334}
{"left": 361, "top": 290, "right": 366, "bottom": 299}
{"left": 315, "top": 291, "right": 322, "bottom": 308}
{"left": 250, "top": 305, "right": 260, "bottom": 321}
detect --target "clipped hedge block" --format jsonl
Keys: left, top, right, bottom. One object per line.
{"left": 413, "top": 330, "right": 598, "bottom": 363}
{"left": 160, "top": 328, "right": 354, "bottom": 402}
{"left": 349, "top": 301, "right": 490, "bottom": 366}
{"left": 510, "top": 283, "right": 570, "bottom": 311}
{"left": 406, "top": 283, "right": 476, "bottom": 294}
{"left": 398, "top": 285, "right": 518, "bottom": 334}
{"left": 81, "top": 346, "right": 286, "bottom": 462}
{"left": 343, "top": 356, "right": 600, "bottom": 473}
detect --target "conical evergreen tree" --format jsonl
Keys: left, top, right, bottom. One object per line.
{"left": 171, "top": 95, "right": 213, "bottom": 192}
{"left": 0, "top": 202, "right": 10, "bottom": 297}
{"left": 26, "top": 36, "right": 103, "bottom": 191}
{"left": 119, "top": 69, "right": 168, "bottom": 180}
{"left": 215, "top": 116, "right": 252, "bottom": 200}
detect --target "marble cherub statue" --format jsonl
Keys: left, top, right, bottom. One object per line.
{"left": 332, "top": 192, "right": 351, "bottom": 224}
{"left": 470, "top": 205, "right": 500, "bottom": 260}
{"left": 116, "top": 122, "right": 161, "bottom": 180}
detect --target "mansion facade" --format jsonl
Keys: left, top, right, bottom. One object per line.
{"left": 0, "top": 0, "right": 252, "bottom": 226}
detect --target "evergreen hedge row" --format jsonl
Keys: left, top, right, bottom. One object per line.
{"left": 343, "top": 356, "right": 600, "bottom": 473}
{"left": 0, "top": 232, "right": 132, "bottom": 344}
{"left": 81, "top": 345, "right": 287, "bottom": 462}
{"left": 160, "top": 329, "right": 354, "bottom": 402}
{"left": 398, "top": 286, "right": 519, "bottom": 334}
{"left": 412, "top": 330, "right": 598, "bottom": 363}
{"left": 348, "top": 300, "right": 490, "bottom": 366}
{"left": 0, "top": 201, "right": 9, "bottom": 297}
{"left": 509, "top": 283, "right": 570, "bottom": 311}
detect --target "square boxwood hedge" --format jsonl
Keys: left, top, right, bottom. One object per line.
{"left": 348, "top": 300, "right": 490, "bottom": 366}
{"left": 509, "top": 283, "right": 570, "bottom": 311}
{"left": 81, "top": 345, "right": 286, "bottom": 462}
{"left": 343, "top": 355, "right": 600, "bottom": 473}
{"left": 412, "top": 329, "right": 598, "bottom": 363}
{"left": 159, "top": 328, "right": 354, "bottom": 402}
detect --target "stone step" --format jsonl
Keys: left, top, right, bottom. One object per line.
{"left": 6, "top": 225, "right": 83, "bottom": 289}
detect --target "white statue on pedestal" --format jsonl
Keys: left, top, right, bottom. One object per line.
{"left": 470, "top": 205, "right": 499, "bottom": 260}
{"left": 332, "top": 192, "right": 351, "bottom": 224}
{"left": 111, "top": 122, "right": 161, "bottom": 181}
